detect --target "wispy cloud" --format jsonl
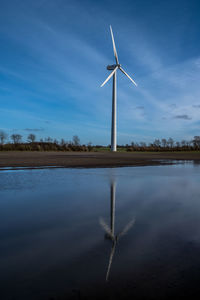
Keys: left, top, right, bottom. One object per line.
{"left": 173, "top": 114, "right": 192, "bottom": 120}
{"left": 136, "top": 106, "right": 144, "bottom": 110}
{"left": 24, "top": 128, "right": 44, "bottom": 132}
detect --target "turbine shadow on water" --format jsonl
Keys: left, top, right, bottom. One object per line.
{"left": 99, "top": 179, "right": 135, "bottom": 281}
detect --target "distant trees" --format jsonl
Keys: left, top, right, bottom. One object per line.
{"left": 167, "top": 137, "right": 174, "bottom": 148}
{"left": 27, "top": 134, "right": 36, "bottom": 143}
{"left": 181, "top": 140, "right": 186, "bottom": 147}
{"left": 1, "top": 132, "right": 200, "bottom": 152}
{"left": 53, "top": 139, "right": 58, "bottom": 144}
{"left": 140, "top": 142, "right": 146, "bottom": 147}
{"left": 0, "top": 130, "right": 8, "bottom": 144}
{"left": 153, "top": 139, "right": 161, "bottom": 147}
{"left": 60, "top": 139, "right": 66, "bottom": 146}
{"left": 10, "top": 134, "right": 22, "bottom": 144}
{"left": 161, "top": 138, "right": 167, "bottom": 148}
{"left": 193, "top": 136, "right": 200, "bottom": 147}
{"left": 73, "top": 135, "right": 80, "bottom": 146}
{"left": 45, "top": 137, "right": 53, "bottom": 143}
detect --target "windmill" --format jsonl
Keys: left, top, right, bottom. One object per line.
{"left": 101, "top": 26, "right": 137, "bottom": 152}
{"left": 99, "top": 180, "right": 135, "bottom": 281}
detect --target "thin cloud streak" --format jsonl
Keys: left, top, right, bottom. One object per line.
{"left": 173, "top": 115, "right": 192, "bottom": 120}
{"left": 24, "top": 128, "right": 44, "bottom": 132}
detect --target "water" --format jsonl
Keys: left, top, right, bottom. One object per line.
{"left": 1, "top": 163, "right": 200, "bottom": 299}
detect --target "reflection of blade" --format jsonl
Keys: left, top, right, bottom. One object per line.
{"left": 118, "top": 218, "right": 135, "bottom": 239}
{"left": 106, "top": 241, "right": 116, "bottom": 281}
{"left": 99, "top": 217, "right": 114, "bottom": 239}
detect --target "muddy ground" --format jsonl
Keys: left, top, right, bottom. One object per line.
{"left": 0, "top": 151, "right": 200, "bottom": 169}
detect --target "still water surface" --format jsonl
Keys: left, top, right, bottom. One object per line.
{"left": 1, "top": 163, "right": 200, "bottom": 299}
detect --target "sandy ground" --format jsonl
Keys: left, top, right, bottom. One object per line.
{"left": 0, "top": 151, "right": 200, "bottom": 169}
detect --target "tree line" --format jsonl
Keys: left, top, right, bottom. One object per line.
{"left": 0, "top": 131, "right": 88, "bottom": 151}
{"left": 0, "top": 132, "right": 81, "bottom": 145}
{"left": 1, "top": 130, "right": 200, "bottom": 151}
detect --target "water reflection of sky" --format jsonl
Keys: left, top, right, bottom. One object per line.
{"left": 0, "top": 163, "right": 200, "bottom": 299}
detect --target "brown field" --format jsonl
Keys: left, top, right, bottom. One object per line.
{"left": 0, "top": 151, "right": 200, "bottom": 169}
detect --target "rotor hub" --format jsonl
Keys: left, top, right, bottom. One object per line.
{"left": 107, "top": 64, "right": 121, "bottom": 70}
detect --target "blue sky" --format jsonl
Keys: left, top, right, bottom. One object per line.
{"left": 1, "top": 0, "right": 200, "bottom": 145}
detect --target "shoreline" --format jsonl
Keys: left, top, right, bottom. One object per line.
{"left": 0, "top": 151, "right": 200, "bottom": 169}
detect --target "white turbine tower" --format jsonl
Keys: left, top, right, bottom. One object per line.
{"left": 101, "top": 26, "right": 137, "bottom": 152}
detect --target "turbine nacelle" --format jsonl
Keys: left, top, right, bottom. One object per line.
{"left": 107, "top": 64, "right": 121, "bottom": 70}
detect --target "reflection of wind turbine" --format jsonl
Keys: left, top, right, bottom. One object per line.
{"left": 99, "top": 180, "right": 135, "bottom": 281}
{"left": 101, "top": 26, "right": 137, "bottom": 152}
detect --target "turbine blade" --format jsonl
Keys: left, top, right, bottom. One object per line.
{"left": 110, "top": 25, "right": 119, "bottom": 64}
{"left": 118, "top": 218, "right": 135, "bottom": 240}
{"left": 106, "top": 242, "right": 116, "bottom": 281}
{"left": 100, "top": 67, "right": 118, "bottom": 87}
{"left": 119, "top": 67, "right": 137, "bottom": 86}
{"left": 99, "top": 217, "right": 113, "bottom": 238}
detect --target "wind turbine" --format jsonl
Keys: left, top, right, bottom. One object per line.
{"left": 101, "top": 26, "right": 137, "bottom": 152}
{"left": 99, "top": 179, "right": 135, "bottom": 281}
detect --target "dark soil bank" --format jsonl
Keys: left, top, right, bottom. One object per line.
{"left": 0, "top": 151, "right": 200, "bottom": 168}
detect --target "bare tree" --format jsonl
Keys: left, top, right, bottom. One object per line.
{"left": 45, "top": 137, "right": 53, "bottom": 143}
{"left": 167, "top": 137, "right": 174, "bottom": 148}
{"left": 153, "top": 139, "right": 161, "bottom": 147}
{"left": 0, "top": 130, "right": 8, "bottom": 144}
{"left": 27, "top": 134, "right": 36, "bottom": 143}
{"left": 161, "top": 138, "right": 167, "bottom": 148}
{"left": 181, "top": 140, "right": 186, "bottom": 147}
{"left": 60, "top": 138, "right": 66, "bottom": 146}
{"left": 193, "top": 136, "right": 200, "bottom": 147}
{"left": 140, "top": 142, "right": 146, "bottom": 147}
{"left": 73, "top": 135, "right": 80, "bottom": 146}
{"left": 10, "top": 134, "right": 22, "bottom": 144}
